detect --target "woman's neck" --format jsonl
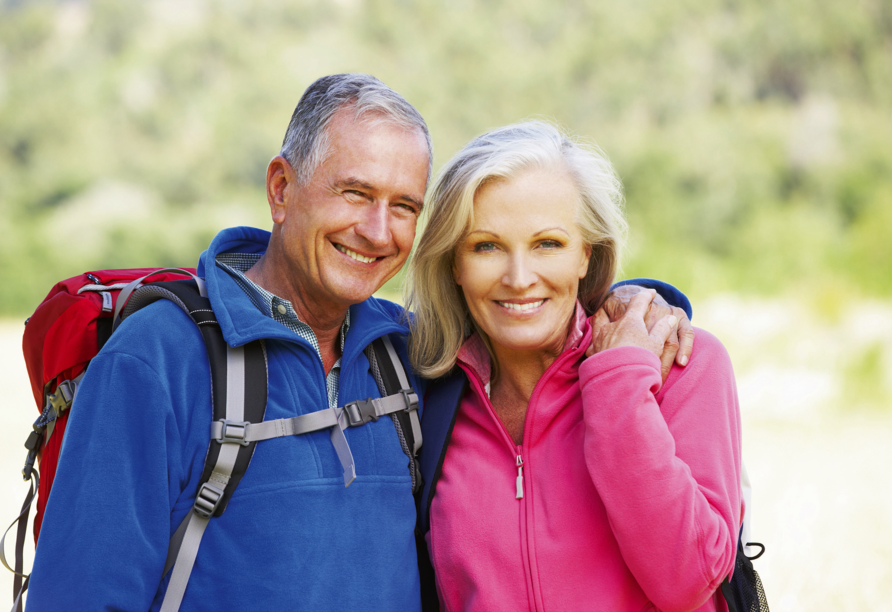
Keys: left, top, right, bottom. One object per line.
{"left": 489, "top": 342, "right": 564, "bottom": 445}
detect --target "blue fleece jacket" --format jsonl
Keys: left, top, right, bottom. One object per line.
{"left": 27, "top": 226, "right": 425, "bottom": 611}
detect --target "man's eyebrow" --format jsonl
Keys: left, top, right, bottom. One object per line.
{"left": 401, "top": 194, "right": 424, "bottom": 211}
{"left": 335, "top": 178, "right": 375, "bottom": 192}
{"left": 335, "top": 178, "right": 424, "bottom": 210}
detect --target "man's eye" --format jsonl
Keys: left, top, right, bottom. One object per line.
{"left": 394, "top": 202, "right": 419, "bottom": 214}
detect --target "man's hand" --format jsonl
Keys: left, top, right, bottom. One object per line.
{"left": 586, "top": 285, "right": 695, "bottom": 384}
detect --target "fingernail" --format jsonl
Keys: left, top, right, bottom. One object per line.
{"left": 668, "top": 315, "right": 677, "bottom": 327}
{"left": 680, "top": 355, "right": 688, "bottom": 366}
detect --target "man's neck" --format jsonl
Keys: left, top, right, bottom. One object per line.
{"left": 244, "top": 253, "right": 346, "bottom": 374}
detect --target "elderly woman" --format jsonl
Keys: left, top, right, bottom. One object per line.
{"left": 406, "top": 121, "right": 742, "bottom": 612}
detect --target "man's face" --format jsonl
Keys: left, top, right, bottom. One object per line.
{"left": 271, "top": 109, "right": 429, "bottom": 312}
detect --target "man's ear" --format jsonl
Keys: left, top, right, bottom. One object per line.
{"left": 267, "top": 156, "right": 294, "bottom": 224}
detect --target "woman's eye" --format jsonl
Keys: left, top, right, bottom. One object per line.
{"left": 539, "top": 240, "right": 562, "bottom": 249}
{"left": 473, "top": 242, "right": 496, "bottom": 252}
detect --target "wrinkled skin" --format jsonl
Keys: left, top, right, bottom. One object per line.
{"left": 586, "top": 285, "right": 695, "bottom": 386}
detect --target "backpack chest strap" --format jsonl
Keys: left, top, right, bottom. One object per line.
{"left": 208, "top": 389, "right": 419, "bottom": 487}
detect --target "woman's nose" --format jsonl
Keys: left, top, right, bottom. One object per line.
{"left": 501, "top": 253, "right": 537, "bottom": 290}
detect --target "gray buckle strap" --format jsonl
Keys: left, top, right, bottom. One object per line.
{"left": 159, "top": 513, "right": 210, "bottom": 612}
{"left": 208, "top": 393, "right": 417, "bottom": 444}
{"left": 193, "top": 483, "right": 225, "bottom": 519}
{"left": 330, "top": 419, "right": 356, "bottom": 488}
{"left": 378, "top": 336, "right": 422, "bottom": 455}
{"left": 344, "top": 392, "right": 418, "bottom": 428}
{"left": 213, "top": 420, "right": 250, "bottom": 446}
{"left": 160, "top": 345, "right": 245, "bottom": 612}
{"left": 210, "top": 409, "right": 340, "bottom": 443}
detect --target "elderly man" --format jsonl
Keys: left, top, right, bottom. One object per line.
{"left": 26, "top": 74, "right": 690, "bottom": 610}
{"left": 27, "top": 74, "right": 432, "bottom": 611}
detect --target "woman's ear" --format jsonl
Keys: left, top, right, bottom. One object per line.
{"left": 578, "top": 244, "right": 592, "bottom": 279}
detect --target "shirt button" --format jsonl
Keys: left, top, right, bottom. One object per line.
{"left": 277, "top": 304, "right": 287, "bottom": 315}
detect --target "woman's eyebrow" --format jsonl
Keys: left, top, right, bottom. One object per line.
{"left": 533, "top": 226, "right": 570, "bottom": 236}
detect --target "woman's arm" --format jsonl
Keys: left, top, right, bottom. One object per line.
{"left": 579, "top": 325, "right": 742, "bottom": 612}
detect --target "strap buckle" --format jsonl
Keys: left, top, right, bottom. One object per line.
{"left": 399, "top": 388, "right": 419, "bottom": 413}
{"left": 45, "top": 378, "right": 79, "bottom": 418}
{"left": 22, "top": 430, "right": 42, "bottom": 480}
{"left": 193, "top": 482, "right": 224, "bottom": 519}
{"left": 343, "top": 399, "right": 379, "bottom": 427}
{"left": 213, "top": 419, "right": 250, "bottom": 446}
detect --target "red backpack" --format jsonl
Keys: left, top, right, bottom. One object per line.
{"left": 2, "top": 267, "right": 422, "bottom": 612}
{"left": 3, "top": 268, "right": 198, "bottom": 608}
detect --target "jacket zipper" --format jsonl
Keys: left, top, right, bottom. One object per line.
{"left": 459, "top": 365, "right": 540, "bottom": 611}
{"left": 515, "top": 452, "right": 525, "bottom": 499}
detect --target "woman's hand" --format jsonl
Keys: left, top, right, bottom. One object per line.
{"left": 586, "top": 289, "right": 683, "bottom": 383}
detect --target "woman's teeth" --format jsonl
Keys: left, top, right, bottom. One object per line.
{"left": 498, "top": 300, "right": 545, "bottom": 311}
{"left": 336, "top": 244, "right": 376, "bottom": 263}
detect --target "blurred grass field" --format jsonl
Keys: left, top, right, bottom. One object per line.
{"left": 3, "top": 295, "right": 892, "bottom": 610}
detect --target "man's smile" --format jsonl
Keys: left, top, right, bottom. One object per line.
{"left": 334, "top": 243, "right": 381, "bottom": 264}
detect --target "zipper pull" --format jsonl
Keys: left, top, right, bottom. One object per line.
{"left": 515, "top": 454, "right": 524, "bottom": 499}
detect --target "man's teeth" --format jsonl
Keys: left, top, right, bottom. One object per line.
{"left": 336, "top": 245, "right": 376, "bottom": 264}
{"left": 499, "top": 300, "right": 545, "bottom": 311}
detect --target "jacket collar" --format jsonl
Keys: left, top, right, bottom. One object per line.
{"left": 197, "top": 226, "right": 409, "bottom": 366}
{"left": 456, "top": 301, "right": 590, "bottom": 387}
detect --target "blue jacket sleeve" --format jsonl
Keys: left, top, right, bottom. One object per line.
{"left": 612, "top": 278, "right": 693, "bottom": 321}
{"left": 26, "top": 303, "right": 208, "bottom": 611}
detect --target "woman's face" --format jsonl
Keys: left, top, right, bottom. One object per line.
{"left": 453, "top": 166, "right": 591, "bottom": 359}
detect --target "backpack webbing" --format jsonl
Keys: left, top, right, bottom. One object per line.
{"left": 368, "top": 336, "right": 423, "bottom": 493}
{"left": 120, "top": 280, "right": 268, "bottom": 612}
{"left": 123, "top": 281, "right": 421, "bottom": 612}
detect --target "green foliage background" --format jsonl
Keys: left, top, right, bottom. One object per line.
{"left": 1, "top": 0, "right": 891, "bottom": 315}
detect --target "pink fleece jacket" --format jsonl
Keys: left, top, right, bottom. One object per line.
{"left": 427, "top": 306, "right": 742, "bottom": 612}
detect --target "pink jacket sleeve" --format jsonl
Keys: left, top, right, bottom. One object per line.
{"left": 579, "top": 328, "right": 742, "bottom": 612}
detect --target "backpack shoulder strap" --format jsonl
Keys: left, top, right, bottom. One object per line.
{"left": 120, "top": 279, "right": 267, "bottom": 612}
{"left": 414, "top": 367, "right": 467, "bottom": 612}
{"left": 366, "top": 335, "right": 423, "bottom": 493}
{"left": 416, "top": 367, "right": 466, "bottom": 535}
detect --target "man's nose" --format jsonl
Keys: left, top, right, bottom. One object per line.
{"left": 355, "top": 202, "right": 392, "bottom": 248}
{"left": 502, "top": 252, "right": 538, "bottom": 290}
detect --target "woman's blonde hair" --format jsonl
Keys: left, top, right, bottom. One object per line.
{"left": 405, "top": 120, "right": 628, "bottom": 378}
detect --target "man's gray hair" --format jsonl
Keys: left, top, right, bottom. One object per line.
{"left": 280, "top": 73, "right": 433, "bottom": 185}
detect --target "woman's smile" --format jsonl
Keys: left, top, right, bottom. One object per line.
{"left": 453, "top": 165, "right": 591, "bottom": 358}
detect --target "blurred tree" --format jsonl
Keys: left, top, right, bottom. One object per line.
{"left": 0, "top": 0, "right": 890, "bottom": 314}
